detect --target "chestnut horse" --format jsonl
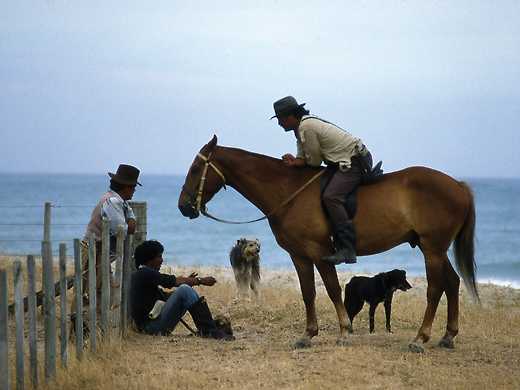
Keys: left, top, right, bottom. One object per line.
{"left": 178, "top": 136, "right": 478, "bottom": 351}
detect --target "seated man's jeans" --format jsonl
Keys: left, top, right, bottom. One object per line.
{"left": 143, "top": 284, "right": 199, "bottom": 335}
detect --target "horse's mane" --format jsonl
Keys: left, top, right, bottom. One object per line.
{"left": 216, "top": 145, "right": 322, "bottom": 179}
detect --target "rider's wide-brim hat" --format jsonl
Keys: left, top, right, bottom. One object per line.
{"left": 108, "top": 164, "right": 142, "bottom": 186}
{"left": 270, "top": 96, "right": 306, "bottom": 119}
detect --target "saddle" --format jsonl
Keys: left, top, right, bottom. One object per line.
{"left": 320, "top": 160, "right": 383, "bottom": 219}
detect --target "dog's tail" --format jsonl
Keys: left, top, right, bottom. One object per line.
{"left": 454, "top": 182, "right": 480, "bottom": 304}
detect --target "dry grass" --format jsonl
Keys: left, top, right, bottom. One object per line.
{"left": 2, "top": 258, "right": 520, "bottom": 389}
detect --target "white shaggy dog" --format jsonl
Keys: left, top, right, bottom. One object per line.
{"left": 229, "top": 238, "right": 261, "bottom": 300}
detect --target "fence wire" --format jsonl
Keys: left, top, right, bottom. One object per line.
{"left": 0, "top": 203, "right": 91, "bottom": 254}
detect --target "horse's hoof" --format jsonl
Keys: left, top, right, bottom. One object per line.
{"left": 438, "top": 338, "right": 455, "bottom": 349}
{"left": 408, "top": 342, "right": 424, "bottom": 353}
{"left": 293, "top": 337, "right": 312, "bottom": 349}
{"left": 336, "top": 336, "right": 349, "bottom": 347}
{"left": 347, "top": 325, "right": 353, "bottom": 334}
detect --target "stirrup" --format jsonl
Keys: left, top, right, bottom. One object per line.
{"left": 322, "top": 250, "right": 357, "bottom": 265}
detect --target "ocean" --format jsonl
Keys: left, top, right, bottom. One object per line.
{"left": 0, "top": 173, "right": 519, "bottom": 288}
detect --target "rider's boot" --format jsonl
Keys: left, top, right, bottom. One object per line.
{"left": 322, "top": 221, "right": 357, "bottom": 265}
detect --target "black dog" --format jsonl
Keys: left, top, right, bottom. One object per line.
{"left": 344, "top": 269, "right": 412, "bottom": 333}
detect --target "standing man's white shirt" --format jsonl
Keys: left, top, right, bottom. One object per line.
{"left": 84, "top": 190, "right": 135, "bottom": 241}
{"left": 296, "top": 116, "right": 366, "bottom": 168}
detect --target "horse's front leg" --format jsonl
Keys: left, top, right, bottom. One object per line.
{"left": 291, "top": 256, "right": 318, "bottom": 348}
{"left": 315, "top": 260, "right": 350, "bottom": 345}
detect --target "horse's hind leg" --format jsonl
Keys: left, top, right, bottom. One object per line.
{"left": 439, "top": 259, "right": 460, "bottom": 349}
{"left": 291, "top": 256, "right": 318, "bottom": 348}
{"left": 315, "top": 260, "right": 350, "bottom": 345}
{"left": 410, "top": 250, "right": 446, "bottom": 352}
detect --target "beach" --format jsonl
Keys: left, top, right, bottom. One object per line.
{"left": 2, "top": 256, "right": 520, "bottom": 389}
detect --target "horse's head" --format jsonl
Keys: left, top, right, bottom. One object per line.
{"left": 178, "top": 135, "right": 226, "bottom": 219}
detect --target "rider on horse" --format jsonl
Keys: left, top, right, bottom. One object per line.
{"left": 272, "top": 96, "right": 373, "bottom": 265}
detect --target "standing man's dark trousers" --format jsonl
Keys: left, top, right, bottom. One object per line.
{"left": 322, "top": 152, "right": 372, "bottom": 265}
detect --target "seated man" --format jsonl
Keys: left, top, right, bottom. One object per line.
{"left": 130, "top": 240, "right": 233, "bottom": 340}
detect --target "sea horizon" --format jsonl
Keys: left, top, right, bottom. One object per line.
{"left": 0, "top": 173, "right": 519, "bottom": 290}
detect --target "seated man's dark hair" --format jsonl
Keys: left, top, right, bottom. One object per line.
{"left": 134, "top": 240, "right": 164, "bottom": 268}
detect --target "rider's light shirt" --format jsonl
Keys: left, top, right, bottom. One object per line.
{"left": 296, "top": 115, "right": 366, "bottom": 168}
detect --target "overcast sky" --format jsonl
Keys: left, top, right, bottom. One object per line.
{"left": 1, "top": 1, "right": 519, "bottom": 178}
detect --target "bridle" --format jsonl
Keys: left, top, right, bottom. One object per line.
{"left": 184, "top": 151, "right": 324, "bottom": 224}
{"left": 193, "top": 152, "right": 226, "bottom": 214}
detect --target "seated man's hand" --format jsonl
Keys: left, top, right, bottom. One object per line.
{"left": 200, "top": 276, "right": 216, "bottom": 286}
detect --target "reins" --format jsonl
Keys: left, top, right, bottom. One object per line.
{"left": 193, "top": 152, "right": 324, "bottom": 224}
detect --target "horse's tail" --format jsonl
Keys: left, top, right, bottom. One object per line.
{"left": 454, "top": 182, "right": 480, "bottom": 304}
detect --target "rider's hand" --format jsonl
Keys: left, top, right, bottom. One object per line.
{"left": 282, "top": 154, "right": 296, "bottom": 164}
{"left": 200, "top": 276, "right": 216, "bottom": 286}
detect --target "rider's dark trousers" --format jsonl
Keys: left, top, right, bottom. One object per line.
{"left": 322, "top": 152, "right": 372, "bottom": 227}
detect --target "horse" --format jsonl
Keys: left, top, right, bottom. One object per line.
{"left": 178, "top": 135, "right": 478, "bottom": 351}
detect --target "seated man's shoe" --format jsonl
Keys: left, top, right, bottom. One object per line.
{"left": 189, "top": 297, "right": 234, "bottom": 341}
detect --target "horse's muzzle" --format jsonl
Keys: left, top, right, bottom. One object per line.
{"left": 178, "top": 202, "right": 199, "bottom": 219}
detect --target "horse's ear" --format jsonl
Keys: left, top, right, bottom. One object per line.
{"left": 208, "top": 134, "right": 218, "bottom": 148}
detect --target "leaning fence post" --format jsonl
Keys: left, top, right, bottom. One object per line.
{"left": 113, "top": 225, "right": 125, "bottom": 330}
{"left": 27, "top": 255, "right": 38, "bottom": 387}
{"left": 42, "top": 240, "right": 56, "bottom": 380}
{"left": 59, "top": 243, "right": 68, "bottom": 367}
{"left": 13, "top": 260, "right": 25, "bottom": 390}
{"left": 121, "top": 234, "right": 133, "bottom": 335}
{"left": 73, "top": 239, "right": 83, "bottom": 360}
{"left": 88, "top": 235, "right": 97, "bottom": 353}
{"left": 0, "top": 269, "right": 9, "bottom": 390}
{"left": 100, "top": 218, "right": 110, "bottom": 340}
{"left": 128, "top": 201, "right": 147, "bottom": 257}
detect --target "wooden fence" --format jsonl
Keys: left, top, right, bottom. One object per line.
{"left": 0, "top": 201, "right": 146, "bottom": 389}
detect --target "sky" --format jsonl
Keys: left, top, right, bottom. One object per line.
{"left": 1, "top": 1, "right": 519, "bottom": 178}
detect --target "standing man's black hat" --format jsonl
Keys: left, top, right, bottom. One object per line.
{"left": 108, "top": 164, "right": 142, "bottom": 186}
{"left": 270, "top": 96, "right": 306, "bottom": 119}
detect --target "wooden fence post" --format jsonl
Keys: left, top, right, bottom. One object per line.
{"left": 27, "top": 255, "right": 38, "bottom": 387}
{"left": 73, "top": 239, "right": 83, "bottom": 360}
{"left": 42, "top": 240, "right": 56, "bottom": 380}
{"left": 88, "top": 235, "right": 97, "bottom": 353}
{"left": 0, "top": 269, "right": 9, "bottom": 390}
{"left": 113, "top": 226, "right": 125, "bottom": 329}
{"left": 121, "top": 235, "right": 133, "bottom": 335}
{"left": 13, "top": 260, "right": 25, "bottom": 390}
{"left": 43, "top": 202, "right": 51, "bottom": 242}
{"left": 59, "top": 244, "right": 68, "bottom": 367}
{"left": 100, "top": 218, "right": 110, "bottom": 340}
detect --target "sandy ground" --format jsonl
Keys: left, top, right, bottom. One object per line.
{"left": 2, "top": 257, "right": 520, "bottom": 389}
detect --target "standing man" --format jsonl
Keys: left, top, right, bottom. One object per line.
{"left": 82, "top": 164, "right": 141, "bottom": 306}
{"left": 271, "top": 96, "right": 373, "bottom": 265}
